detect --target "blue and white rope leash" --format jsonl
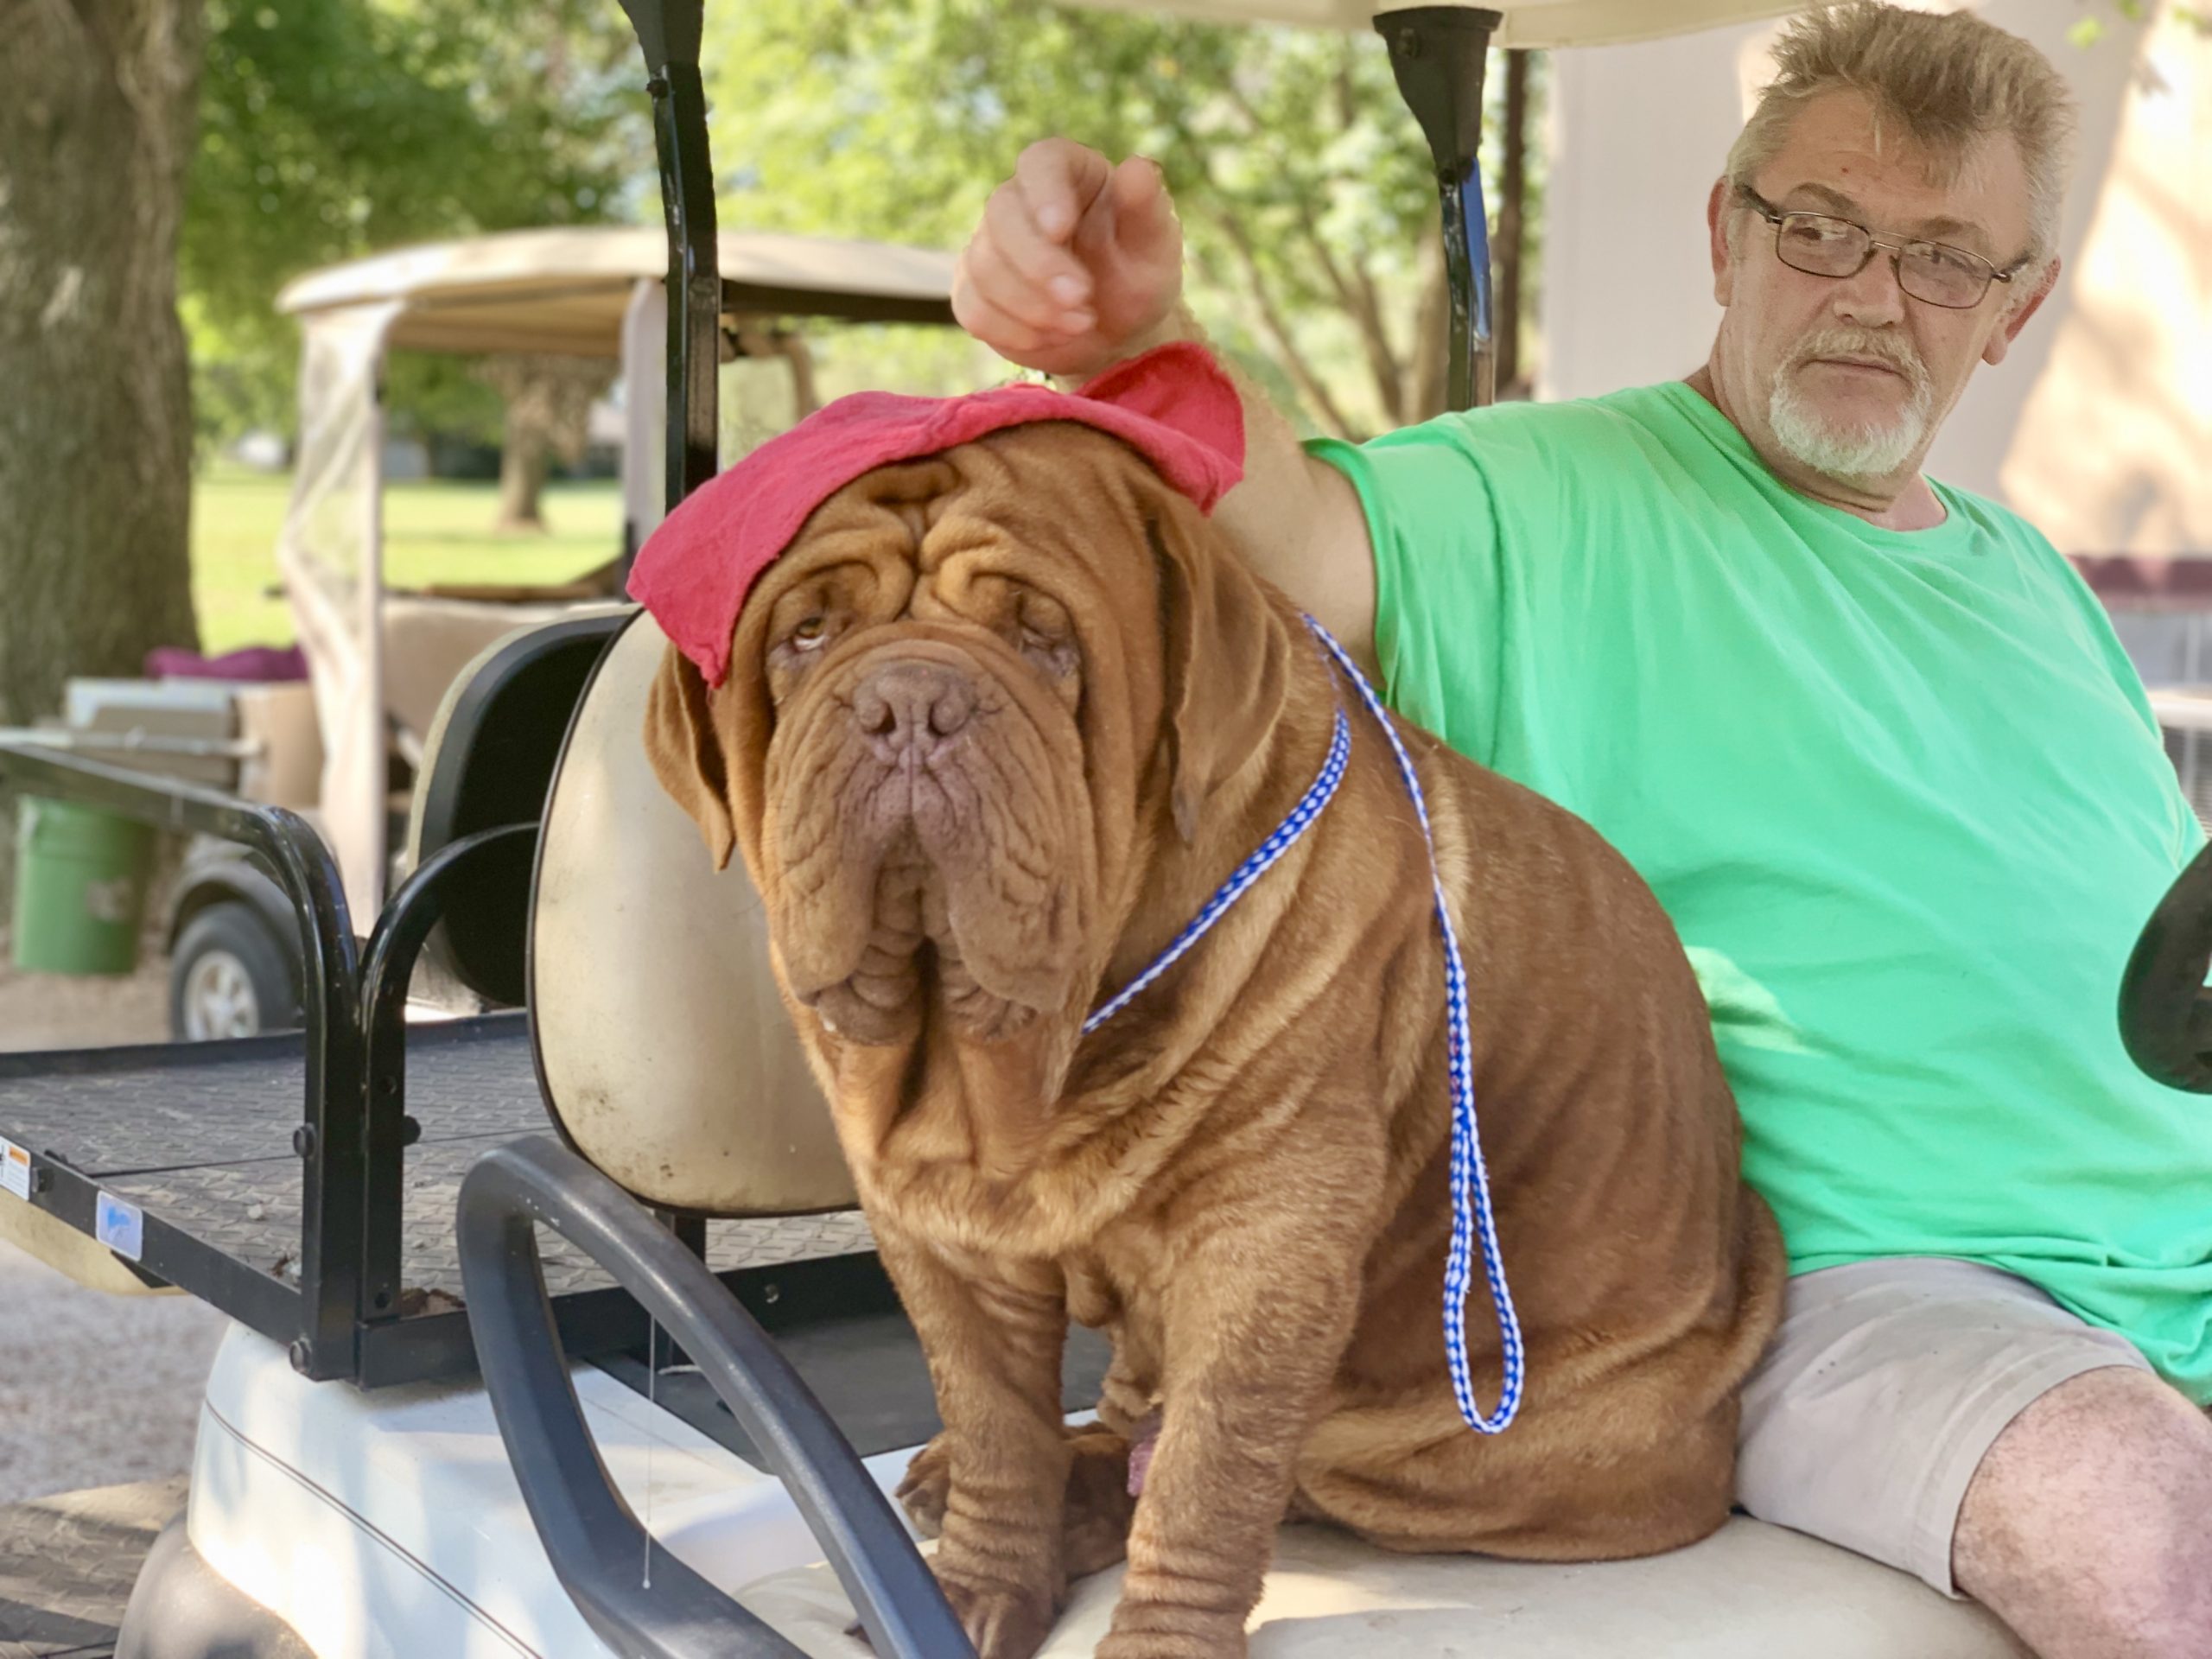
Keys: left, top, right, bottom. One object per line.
{"left": 1082, "top": 706, "right": 1351, "bottom": 1034}
{"left": 1083, "top": 615, "right": 1526, "bottom": 1436}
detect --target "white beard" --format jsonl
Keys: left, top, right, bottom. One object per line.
{"left": 1767, "top": 329, "right": 1934, "bottom": 484}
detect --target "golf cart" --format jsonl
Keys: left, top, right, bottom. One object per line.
{"left": 163, "top": 222, "right": 958, "bottom": 1039}
{"left": 1, "top": 1, "right": 2204, "bottom": 1654}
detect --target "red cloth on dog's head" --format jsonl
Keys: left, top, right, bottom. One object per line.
{"left": 627, "top": 341, "right": 1245, "bottom": 686}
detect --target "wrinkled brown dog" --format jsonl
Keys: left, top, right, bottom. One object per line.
{"left": 646, "top": 423, "right": 1785, "bottom": 1659}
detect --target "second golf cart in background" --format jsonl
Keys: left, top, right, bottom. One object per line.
{"left": 160, "top": 226, "right": 961, "bottom": 1039}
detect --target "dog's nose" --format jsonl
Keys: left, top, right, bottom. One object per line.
{"left": 854, "top": 661, "right": 976, "bottom": 751}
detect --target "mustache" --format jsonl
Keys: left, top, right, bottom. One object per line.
{"left": 1787, "top": 327, "right": 1929, "bottom": 397}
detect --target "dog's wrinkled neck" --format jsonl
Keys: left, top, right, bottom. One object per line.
{"left": 824, "top": 983, "right": 1082, "bottom": 1190}
{"left": 1068, "top": 581, "right": 1326, "bottom": 1096}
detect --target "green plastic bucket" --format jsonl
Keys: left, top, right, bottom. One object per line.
{"left": 10, "top": 797, "right": 156, "bottom": 976}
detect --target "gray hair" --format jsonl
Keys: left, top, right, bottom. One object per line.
{"left": 1726, "top": 2, "right": 2077, "bottom": 265}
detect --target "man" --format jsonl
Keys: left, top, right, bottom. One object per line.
{"left": 950, "top": 3, "right": 2212, "bottom": 1656}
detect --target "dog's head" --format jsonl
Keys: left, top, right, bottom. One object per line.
{"left": 645, "top": 423, "right": 1289, "bottom": 1071}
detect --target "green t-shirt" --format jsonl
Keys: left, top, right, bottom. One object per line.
{"left": 1312, "top": 380, "right": 2212, "bottom": 1403}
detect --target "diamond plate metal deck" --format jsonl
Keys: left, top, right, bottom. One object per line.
{"left": 0, "top": 1016, "right": 871, "bottom": 1302}
{"left": 0, "top": 1477, "right": 183, "bottom": 1658}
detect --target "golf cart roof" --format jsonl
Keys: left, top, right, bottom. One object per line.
{"left": 1073, "top": 0, "right": 1803, "bottom": 49}
{"left": 276, "top": 226, "right": 957, "bottom": 357}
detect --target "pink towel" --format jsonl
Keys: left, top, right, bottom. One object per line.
{"left": 628, "top": 342, "right": 1246, "bottom": 686}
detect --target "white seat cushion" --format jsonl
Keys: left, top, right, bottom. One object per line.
{"left": 734, "top": 1517, "right": 2025, "bottom": 1657}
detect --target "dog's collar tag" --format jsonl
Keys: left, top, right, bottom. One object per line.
{"left": 1083, "top": 617, "right": 1527, "bottom": 1437}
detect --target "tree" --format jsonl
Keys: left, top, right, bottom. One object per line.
{"left": 0, "top": 3, "right": 655, "bottom": 929}
{"left": 2068, "top": 0, "right": 2210, "bottom": 46}
{"left": 707, "top": 0, "right": 1543, "bottom": 440}
{"left": 184, "top": 0, "right": 646, "bottom": 444}
{"left": 0, "top": 0, "right": 206, "bottom": 739}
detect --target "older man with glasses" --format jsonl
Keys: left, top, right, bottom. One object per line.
{"left": 951, "top": 2, "right": 2212, "bottom": 1654}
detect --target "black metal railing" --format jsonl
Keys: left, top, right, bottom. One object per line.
{"left": 0, "top": 741, "right": 365, "bottom": 1371}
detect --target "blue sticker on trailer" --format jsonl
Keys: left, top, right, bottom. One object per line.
{"left": 95, "top": 1192, "right": 143, "bottom": 1262}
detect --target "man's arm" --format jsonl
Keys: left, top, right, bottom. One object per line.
{"left": 955, "top": 140, "right": 1378, "bottom": 675}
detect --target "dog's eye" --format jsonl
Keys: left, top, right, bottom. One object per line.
{"left": 1011, "top": 594, "right": 1078, "bottom": 677}
{"left": 790, "top": 616, "right": 830, "bottom": 651}
{"left": 1017, "top": 626, "right": 1079, "bottom": 681}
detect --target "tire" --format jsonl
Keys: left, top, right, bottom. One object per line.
{"left": 168, "top": 902, "right": 301, "bottom": 1041}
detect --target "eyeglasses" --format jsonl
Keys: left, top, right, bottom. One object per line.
{"left": 1736, "top": 184, "right": 2034, "bottom": 310}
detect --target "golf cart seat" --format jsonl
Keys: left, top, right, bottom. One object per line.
{"left": 502, "top": 612, "right": 2024, "bottom": 1656}
{"left": 531, "top": 609, "right": 856, "bottom": 1211}
{"left": 382, "top": 591, "right": 622, "bottom": 765}
{"left": 739, "top": 1516, "right": 2027, "bottom": 1658}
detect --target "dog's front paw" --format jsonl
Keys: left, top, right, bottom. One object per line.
{"left": 897, "top": 1424, "right": 1136, "bottom": 1573}
{"left": 893, "top": 1432, "right": 954, "bottom": 1538}
{"left": 934, "top": 1568, "right": 1059, "bottom": 1659}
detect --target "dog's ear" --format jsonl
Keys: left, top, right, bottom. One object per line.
{"left": 644, "top": 644, "right": 737, "bottom": 871}
{"left": 1147, "top": 493, "right": 1289, "bottom": 846}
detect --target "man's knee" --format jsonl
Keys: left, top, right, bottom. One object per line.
{"left": 1954, "top": 1365, "right": 2212, "bottom": 1657}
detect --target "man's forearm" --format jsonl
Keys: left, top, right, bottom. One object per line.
{"left": 1058, "top": 304, "right": 1378, "bottom": 670}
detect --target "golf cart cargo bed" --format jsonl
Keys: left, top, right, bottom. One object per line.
{"left": 0, "top": 1016, "right": 873, "bottom": 1307}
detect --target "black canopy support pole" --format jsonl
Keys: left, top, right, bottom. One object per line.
{"left": 620, "top": 1, "right": 719, "bottom": 512}
{"left": 1376, "top": 6, "right": 1503, "bottom": 411}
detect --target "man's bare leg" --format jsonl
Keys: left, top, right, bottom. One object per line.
{"left": 1953, "top": 1366, "right": 2212, "bottom": 1657}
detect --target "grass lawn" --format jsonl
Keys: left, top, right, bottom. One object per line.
{"left": 192, "top": 462, "right": 623, "bottom": 656}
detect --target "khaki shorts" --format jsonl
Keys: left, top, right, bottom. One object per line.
{"left": 1734, "top": 1255, "right": 2151, "bottom": 1597}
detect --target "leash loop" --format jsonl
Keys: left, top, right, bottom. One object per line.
{"left": 1303, "top": 618, "right": 1523, "bottom": 1435}
{"left": 1084, "top": 616, "right": 1524, "bottom": 1435}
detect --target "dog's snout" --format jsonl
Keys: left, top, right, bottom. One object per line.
{"left": 854, "top": 661, "right": 976, "bottom": 750}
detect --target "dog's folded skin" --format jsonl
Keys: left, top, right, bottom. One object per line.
{"left": 646, "top": 425, "right": 1786, "bottom": 1659}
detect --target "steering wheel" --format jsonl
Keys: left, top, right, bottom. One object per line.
{"left": 2118, "top": 840, "right": 2212, "bottom": 1094}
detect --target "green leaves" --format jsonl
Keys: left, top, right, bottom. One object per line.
{"left": 2068, "top": 0, "right": 2209, "bottom": 49}
{"left": 704, "top": 0, "right": 1538, "bottom": 436}
{"left": 185, "top": 0, "right": 650, "bottom": 437}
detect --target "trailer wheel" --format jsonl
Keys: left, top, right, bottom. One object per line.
{"left": 170, "top": 903, "right": 300, "bottom": 1041}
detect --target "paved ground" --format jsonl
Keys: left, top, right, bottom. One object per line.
{"left": 0, "top": 1247, "right": 228, "bottom": 1511}
{"left": 0, "top": 942, "right": 167, "bottom": 1056}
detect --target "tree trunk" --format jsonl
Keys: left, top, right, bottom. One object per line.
{"left": 497, "top": 429, "right": 553, "bottom": 533}
{"left": 1208, "top": 207, "right": 1363, "bottom": 443}
{"left": 479, "top": 355, "right": 612, "bottom": 533}
{"left": 0, "top": 0, "right": 206, "bottom": 731}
